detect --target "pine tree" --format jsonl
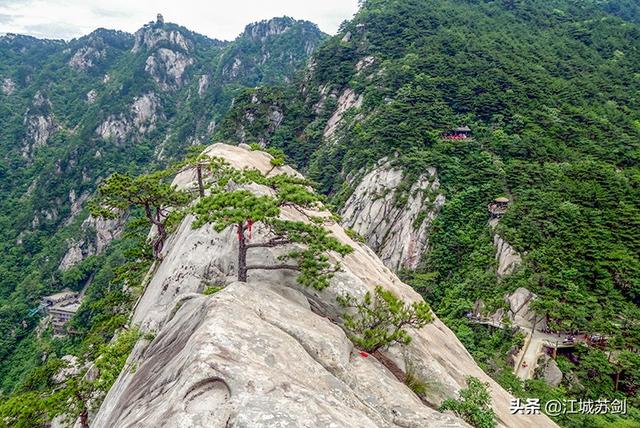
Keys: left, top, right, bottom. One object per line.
{"left": 192, "top": 164, "right": 352, "bottom": 288}
{"left": 89, "top": 171, "right": 191, "bottom": 260}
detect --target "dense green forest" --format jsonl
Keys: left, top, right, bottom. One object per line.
{"left": 216, "top": 0, "right": 640, "bottom": 425}
{"left": 1, "top": 0, "right": 639, "bottom": 426}
{"left": 0, "top": 15, "right": 325, "bottom": 407}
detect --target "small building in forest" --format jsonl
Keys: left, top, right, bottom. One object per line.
{"left": 42, "top": 290, "right": 79, "bottom": 308}
{"left": 488, "top": 197, "right": 510, "bottom": 218}
{"left": 443, "top": 126, "right": 472, "bottom": 140}
{"left": 42, "top": 290, "right": 81, "bottom": 336}
{"left": 49, "top": 302, "right": 81, "bottom": 335}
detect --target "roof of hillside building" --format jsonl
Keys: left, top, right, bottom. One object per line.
{"left": 43, "top": 290, "right": 78, "bottom": 302}
{"left": 50, "top": 302, "right": 81, "bottom": 314}
{"left": 455, "top": 126, "right": 471, "bottom": 132}
{"left": 495, "top": 197, "right": 510, "bottom": 203}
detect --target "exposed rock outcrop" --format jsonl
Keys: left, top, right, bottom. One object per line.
{"left": 130, "top": 92, "right": 161, "bottom": 133}
{"left": 94, "top": 144, "right": 555, "bottom": 428}
{"left": 243, "top": 17, "right": 295, "bottom": 42}
{"left": 22, "top": 91, "right": 58, "bottom": 158}
{"left": 96, "top": 92, "right": 161, "bottom": 143}
{"left": 132, "top": 26, "right": 192, "bottom": 53}
{"left": 324, "top": 88, "right": 363, "bottom": 138}
{"left": 1, "top": 77, "right": 15, "bottom": 95}
{"left": 197, "top": 74, "right": 209, "bottom": 97}
{"left": 494, "top": 234, "right": 522, "bottom": 277}
{"left": 541, "top": 355, "right": 563, "bottom": 387}
{"left": 22, "top": 114, "right": 56, "bottom": 156}
{"left": 68, "top": 46, "right": 106, "bottom": 71}
{"left": 506, "top": 287, "right": 545, "bottom": 331}
{"left": 341, "top": 159, "right": 445, "bottom": 271}
{"left": 96, "top": 115, "right": 130, "bottom": 143}
{"left": 489, "top": 218, "right": 522, "bottom": 277}
{"left": 144, "top": 48, "right": 194, "bottom": 90}
{"left": 59, "top": 215, "right": 126, "bottom": 271}
{"left": 86, "top": 89, "right": 98, "bottom": 104}
{"left": 131, "top": 23, "right": 195, "bottom": 90}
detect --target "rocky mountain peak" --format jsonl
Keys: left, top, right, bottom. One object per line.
{"left": 241, "top": 16, "right": 300, "bottom": 41}
{"left": 132, "top": 21, "right": 194, "bottom": 54}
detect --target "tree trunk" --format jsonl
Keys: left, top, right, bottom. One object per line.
{"left": 79, "top": 407, "right": 89, "bottom": 428}
{"left": 154, "top": 222, "right": 166, "bottom": 260}
{"left": 75, "top": 392, "right": 90, "bottom": 428}
{"left": 196, "top": 164, "right": 205, "bottom": 198}
{"left": 237, "top": 222, "right": 248, "bottom": 282}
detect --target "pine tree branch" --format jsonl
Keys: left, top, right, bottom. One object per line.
{"left": 246, "top": 239, "right": 291, "bottom": 249}
{"left": 246, "top": 264, "right": 300, "bottom": 271}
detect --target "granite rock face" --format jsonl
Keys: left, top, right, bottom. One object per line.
{"left": 341, "top": 159, "right": 445, "bottom": 271}
{"left": 95, "top": 92, "right": 161, "bottom": 143}
{"left": 132, "top": 26, "right": 192, "bottom": 54}
{"left": 68, "top": 46, "right": 106, "bottom": 71}
{"left": 1, "top": 77, "right": 15, "bottom": 95}
{"left": 494, "top": 234, "right": 522, "bottom": 277}
{"left": 506, "top": 287, "right": 545, "bottom": 330}
{"left": 59, "top": 215, "right": 126, "bottom": 271}
{"left": 93, "top": 144, "right": 556, "bottom": 428}
{"left": 95, "top": 282, "right": 469, "bottom": 428}
{"left": 323, "top": 88, "right": 363, "bottom": 138}
{"left": 145, "top": 48, "right": 194, "bottom": 90}
{"left": 542, "top": 356, "right": 563, "bottom": 388}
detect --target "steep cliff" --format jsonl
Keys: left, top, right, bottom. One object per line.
{"left": 0, "top": 17, "right": 327, "bottom": 387}
{"left": 341, "top": 159, "right": 444, "bottom": 271}
{"left": 94, "top": 144, "right": 555, "bottom": 428}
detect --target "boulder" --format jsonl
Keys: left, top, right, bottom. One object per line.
{"left": 494, "top": 234, "right": 522, "bottom": 277}
{"left": 542, "top": 356, "right": 563, "bottom": 388}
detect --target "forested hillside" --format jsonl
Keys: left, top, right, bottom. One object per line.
{"left": 1, "top": 0, "right": 639, "bottom": 426}
{"left": 0, "top": 15, "right": 325, "bottom": 398}
{"left": 216, "top": 0, "right": 640, "bottom": 425}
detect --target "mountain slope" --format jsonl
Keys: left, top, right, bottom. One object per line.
{"left": 216, "top": 0, "right": 640, "bottom": 424}
{"left": 0, "top": 16, "right": 325, "bottom": 392}
{"left": 92, "top": 143, "right": 554, "bottom": 428}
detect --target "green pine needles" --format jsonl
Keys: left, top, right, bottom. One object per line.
{"left": 439, "top": 376, "right": 497, "bottom": 428}
{"left": 192, "top": 159, "right": 352, "bottom": 289}
{"left": 338, "top": 285, "right": 433, "bottom": 353}
{"left": 89, "top": 170, "right": 192, "bottom": 260}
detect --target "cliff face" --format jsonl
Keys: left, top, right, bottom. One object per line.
{"left": 341, "top": 159, "right": 445, "bottom": 272}
{"left": 94, "top": 144, "right": 555, "bottom": 428}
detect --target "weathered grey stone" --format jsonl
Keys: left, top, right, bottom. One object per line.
{"left": 68, "top": 46, "right": 106, "bottom": 71}
{"left": 542, "top": 356, "right": 563, "bottom": 387}
{"left": 95, "top": 114, "right": 130, "bottom": 143}
{"left": 132, "top": 26, "right": 192, "bottom": 53}
{"left": 144, "top": 48, "right": 194, "bottom": 90}
{"left": 341, "top": 159, "right": 444, "bottom": 271}
{"left": 131, "top": 92, "right": 160, "bottom": 133}
{"left": 506, "top": 287, "right": 546, "bottom": 330}
{"left": 197, "top": 74, "right": 210, "bottom": 97}
{"left": 59, "top": 214, "right": 126, "bottom": 271}
{"left": 494, "top": 234, "right": 522, "bottom": 277}
{"left": 23, "top": 114, "right": 56, "bottom": 151}
{"left": 96, "top": 92, "right": 161, "bottom": 142}
{"left": 86, "top": 89, "right": 98, "bottom": 104}
{"left": 324, "top": 88, "right": 363, "bottom": 138}
{"left": 1, "top": 77, "right": 15, "bottom": 95}
{"left": 94, "top": 144, "right": 556, "bottom": 428}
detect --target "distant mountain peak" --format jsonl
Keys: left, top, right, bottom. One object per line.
{"left": 241, "top": 16, "right": 321, "bottom": 42}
